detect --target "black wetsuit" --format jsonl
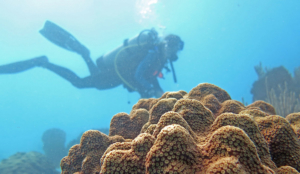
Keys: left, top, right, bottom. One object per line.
{"left": 0, "top": 47, "right": 166, "bottom": 98}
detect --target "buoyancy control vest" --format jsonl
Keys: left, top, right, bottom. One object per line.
{"left": 96, "top": 29, "right": 159, "bottom": 91}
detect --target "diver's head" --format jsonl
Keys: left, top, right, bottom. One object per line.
{"left": 162, "top": 34, "right": 184, "bottom": 62}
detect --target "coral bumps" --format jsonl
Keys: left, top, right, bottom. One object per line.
{"left": 61, "top": 83, "right": 300, "bottom": 174}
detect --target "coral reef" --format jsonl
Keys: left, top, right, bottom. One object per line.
{"left": 246, "top": 100, "right": 276, "bottom": 115}
{"left": 256, "top": 115, "right": 300, "bottom": 171}
{"left": 42, "top": 128, "right": 68, "bottom": 167}
{"left": 0, "top": 151, "right": 59, "bottom": 174}
{"left": 66, "top": 128, "right": 110, "bottom": 151}
{"left": 61, "top": 83, "right": 300, "bottom": 174}
{"left": 251, "top": 66, "right": 294, "bottom": 101}
{"left": 251, "top": 64, "right": 300, "bottom": 117}
{"left": 286, "top": 113, "right": 300, "bottom": 139}
{"left": 61, "top": 130, "right": 126, "bottom": 174}
{"left": 172, "top": 99, "right": 214, "bottom": 135}
{"left": 42, "top": 127, "right": 109, "bottom": 168}
{"left": 209, "top": 113, "right": 277, "bottom": 170}
{"left": 266, "top": 82, "right": 300, "bottom": 117}
{"left": 109, "top": 109, "right": 149, "bottom": 139}
{"left": 101, "top": 133, "right": 155, "bottom": 173}
{"left": 276, "top": 166, "right": 300, "bottom": 174}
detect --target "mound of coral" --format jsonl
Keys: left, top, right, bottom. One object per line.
{"left": 42, "top": 128, "right": 68, "bottom": 168}
{"left": 0, "top": 151, "right": 59, "bottom": 174}
{"left": 61, "top": 83, "right": 300, "bottom": 174}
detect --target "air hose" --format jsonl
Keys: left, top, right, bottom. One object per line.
{"left": 169, "top": 60, "right": 177, "bottom": 83}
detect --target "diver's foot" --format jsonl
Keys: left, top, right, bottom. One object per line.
{"left": 34, "top": 56, "right": 49, "bottom": 67}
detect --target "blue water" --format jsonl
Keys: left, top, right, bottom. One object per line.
{"left": 0, "top": 0, "right": 299, "bottom": 161}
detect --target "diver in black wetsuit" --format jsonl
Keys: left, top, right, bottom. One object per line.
{"left": 0, "top": 21, "right": 184, "bottom": 98}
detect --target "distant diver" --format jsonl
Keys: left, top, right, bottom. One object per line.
{"left": 0, "top": 21, "right": 184, "bottom": 98}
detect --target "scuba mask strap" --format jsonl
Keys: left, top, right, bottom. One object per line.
{"left": 169, "top": 60, "right": 177, "bottom": 83}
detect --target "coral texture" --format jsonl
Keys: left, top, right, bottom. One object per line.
{"left": 172, "top": 99, "right": 214, "bottom": 135}
{"left": 61, "top": 130, "right": 126, "bottom": 174}
{"left": 109, "top": 109, "right": 149, "bottom": 139}
{"left": 247, "top": 100, "right": 276, "bottom": 115}
{"left": 209, "top": 113, "right": 277, "bottom": 170}
{"left": 286, "top": 112, "right": 300, "bottom": 139}
{"left": 101, "top": 133, "right": 155, "bottom": 173}
{"left": 276, "top": 166, "right": 300, "bottom": 174}
{"left": 60, "top": 83, "right": 300, "bottom": 174}
{"left": 256, "top": 115, "right": 300, "bottom": 171}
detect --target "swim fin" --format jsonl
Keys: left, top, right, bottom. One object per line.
{"left": 39, "top": 20, "right": 90, "bottom": 57}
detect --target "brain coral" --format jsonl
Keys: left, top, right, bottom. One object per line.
{"left": 246, "top": 100, "right": 277, "bottom": 115}
{"left": 109, "top": 109, "right": 149, "bottom": 139}
{"left": 146, "top": 124, "right": 274, "bottom": 173}
{"left": 172, "top": 99, "right": 215, "bottom": 135}
{"left": 61, "top": 130, "right": 126, "bottom": 174}
{"left": 276, "top": 166, "right": 300, "bottom": 174}
{"left": 209, "top": 113, "right": 277, "bottom": 170}
{"left": 101, "top": 133, "right": 155, "bottom": 173}
{"left": 60, "top": 83, "right": 300, "bottom": 174}
{"left": 256, "top": 115, "right": 300, "bottom": 171}
{"left": 286, "top": 112, "right": 300, "bottom": 139}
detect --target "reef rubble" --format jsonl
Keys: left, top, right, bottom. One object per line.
{"left": 61, "top": 83, "right": 300, "bottom": 174}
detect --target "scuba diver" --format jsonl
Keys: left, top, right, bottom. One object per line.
{"left": 0, "top": 21, "right": 184, "bottom": 98}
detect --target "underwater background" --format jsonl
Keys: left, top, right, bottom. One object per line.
{"left": 0, "top": 0, "right": 299, "bottom": 164}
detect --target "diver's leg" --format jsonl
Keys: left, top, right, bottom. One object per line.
{"left": 42, "top": 62, "right": 94, "bottom": 88}
{"left": 81, "top": 55, "right": 100, "bottom": 76}
{"left": 0, "top": 56, "right": 48, "bottom": 74}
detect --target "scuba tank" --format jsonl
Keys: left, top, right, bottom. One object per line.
{"left": 96, "top": 29, "right": 159, "bottom": 91}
